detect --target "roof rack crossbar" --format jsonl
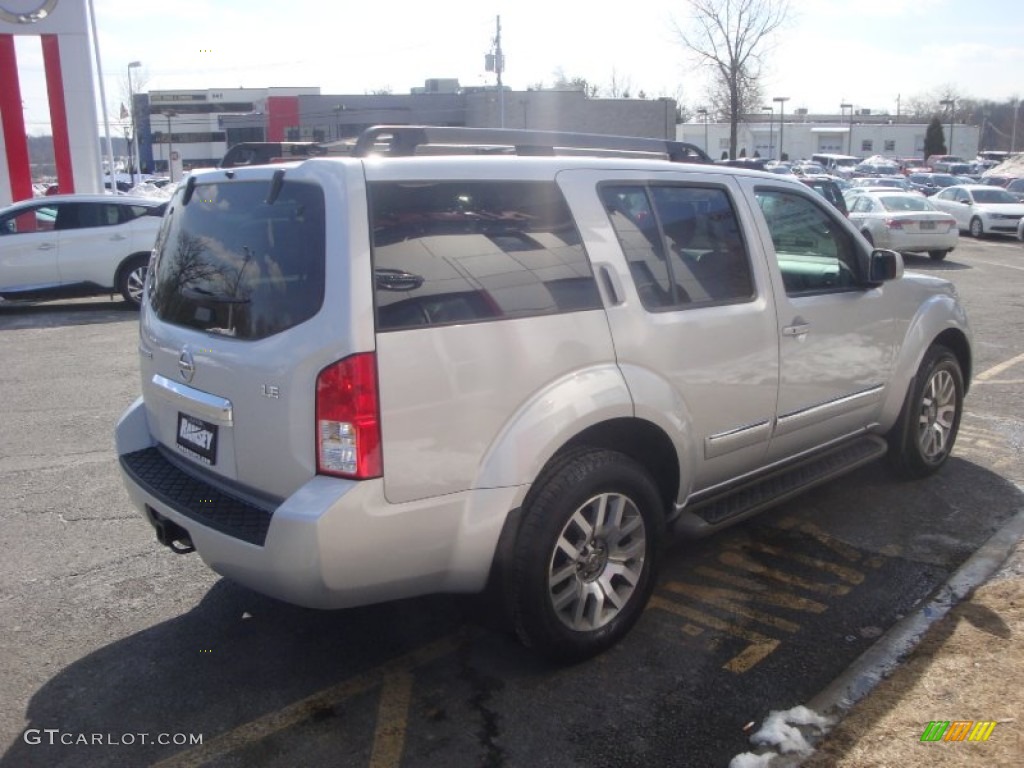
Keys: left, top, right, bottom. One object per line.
{"left": 351, "top": 125, "right": 711, "bottom": 164}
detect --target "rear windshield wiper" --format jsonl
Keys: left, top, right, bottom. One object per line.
{"left": 182, "top": 286, "right": 251, "bottom": 304}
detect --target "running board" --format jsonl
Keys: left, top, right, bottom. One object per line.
{"left": 674, "top": 435, "right": 888, "bottom": 534}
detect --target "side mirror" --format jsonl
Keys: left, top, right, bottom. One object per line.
{"left": 867, "top": 248, "right": 903, "bottom": 284}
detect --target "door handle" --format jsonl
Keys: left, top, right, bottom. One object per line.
{"left": 782, "top": 323, "right": 810, "bottom": 337}
{"left": 110, "top": 234, "right": 127, "bottom": 241}
{"left": 37, "top": 242, "right": 56, "bottom": 250}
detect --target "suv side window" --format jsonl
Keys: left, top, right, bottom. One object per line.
{"left": 601, "top": 184, "right": 754, "bottom": 310}
{"left": 369, "top": 181, "right": 601, "bottom": 331}
{"left": 755, "top": 188, "right": 861, "bottom": 295}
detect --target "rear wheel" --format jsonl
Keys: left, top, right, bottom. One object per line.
{"left": 969, "top": 216, "right": 984, "bottom": 238}
{"left": 928, "top": 250, "right": 948, "bottom": 261}
{"left": 887, "top": 344, "right": 964, "bottom": 478}
{"left": 506, "top": 448, "right": 663, "bottom": 661}
{"left": 118, "top": 255, "right": 150, "bottom": 307}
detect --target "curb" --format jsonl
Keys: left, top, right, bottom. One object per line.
{"left": 805, "top": 506, "right": 1024, "bottom": 719}
{"left": 736, "top": 506, "right": 1024, "bottom": 768}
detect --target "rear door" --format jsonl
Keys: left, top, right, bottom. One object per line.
{"left": 561, "top": 169, "right": 780, "bottom": 493}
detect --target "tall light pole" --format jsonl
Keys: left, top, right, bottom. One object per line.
{"left": 163, "top": 110, "right": 177, "bottom": 181}
{"left": 696, "top": 107, "right": 709, "bottom": 154}
{"left": 763, "top": 106, "right": 773, "bottom": 159}
{"left": 127, "top": 61, "right": 141, "bottom": 186}
{"left": 1012, "top": 98, "right": 1020, "bottom": 154}
{"left": 773, "top": 96, "right": 789, "bottom": 161}
{"left": 840, "top": 103, "right": 853, "bottom": 155}
{"left": 940, "top": 99, "right": 955, "bottom": 155}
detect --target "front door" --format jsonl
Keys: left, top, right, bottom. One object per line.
{"left": 742, "top": 179, "right": 899, "bottom": 461}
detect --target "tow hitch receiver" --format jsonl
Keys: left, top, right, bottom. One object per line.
{"left": 147, "top": 507, "right": 195, "bottom": 554}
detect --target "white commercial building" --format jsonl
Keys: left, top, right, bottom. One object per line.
{"left": 678, "top": 113, "right": 980, "bottom": 163}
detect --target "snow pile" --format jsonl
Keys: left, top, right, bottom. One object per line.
{"left": 729, "top": 705, "right": 834, "bottom": 768}
{"left": 983, "top": 152, "right": 1024, "bottom": 179}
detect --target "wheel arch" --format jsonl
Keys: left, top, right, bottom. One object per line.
{"left": 880, "top": 298, "right": 972, "bottom": 431}
{"left": 114, "top": 250, "right": 152, "bottom": 286}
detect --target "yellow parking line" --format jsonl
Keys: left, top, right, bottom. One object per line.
{"left": 975, "top": 351, "right": 1024, "bottom": 382}
{"left": 693, "top": 566, "right": 828, "bottom": 613}
{"left": 370, "top": 670, "right": 415, "bottom": 768}
{"left": 648, "top": 595, "right": 781, "bottom": 673}
{"left": 663, "top": 582, "right": 802, "bottom": 633}
{"left": 152, "top": 634, "right": 461, "bottom": 768}
{"left": 718, "top": 550, "right": 852, "bottom": 595}
{"left": 774, "top": 517, "right": 863, "bottom": 563}
{"left": 743, "top": 541, "right": 865, "bottom": 584}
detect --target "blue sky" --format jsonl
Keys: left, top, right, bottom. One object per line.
{"left": 10, "top": 0, "right": 1024, "bottom": 134}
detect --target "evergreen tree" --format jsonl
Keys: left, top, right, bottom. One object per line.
{"left": 924, "top": 117, "right": 947, "bottom": 158}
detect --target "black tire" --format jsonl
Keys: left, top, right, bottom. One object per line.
{"left": 506, "top": 448, "right": 663, "bottom": 661}
{"left": 887, "top": 344, "right": 964, "bottom": 479}
{"left": 928, "top": 250, "right": 948, "bottom": 261}
{"left": 118, "top": 254, "right": 150, "bottom": 307}
{"left": 969, "top": 216, "right": 984, "bottom": 238}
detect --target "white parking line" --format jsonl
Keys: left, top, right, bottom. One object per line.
{"left": 970, "top": 257, "right": 1024, "bottom": 272}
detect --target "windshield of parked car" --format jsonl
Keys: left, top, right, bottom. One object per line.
{"left": 971, "top": 188, "right": 1019, "bottom": 204}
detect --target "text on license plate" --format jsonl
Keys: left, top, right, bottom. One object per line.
{"left": 176, "top": 413, "right": 218, "bottom": 465}
{"left": 919, "top": 221, "right": 936, "bottom": 230}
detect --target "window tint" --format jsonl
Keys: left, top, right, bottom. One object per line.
{"left": 755, "top": 188, "right": 861, "bottom": 295}
{"left": 369, "top": 181, "right": 601, "bottom": 331}
{"left": 54, "top": 203, "right": 122, "bottom": 230}
{"left": 0, "top": 205, "right": 57, "bottom": 234}
{"left": 602, "top": 184, "right": 754, "bottom": 310}
{"left": 149, "top": 180, "right": 325, "bottom": 340}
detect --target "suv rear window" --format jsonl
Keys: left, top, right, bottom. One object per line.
{"left": 369, "top": 181, "right": 601, "bottom": 331}
{"left": 149, "top": 180, "right": 325, "bottom": 340}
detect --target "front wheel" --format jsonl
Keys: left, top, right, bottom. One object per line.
{"left": 506, "top": 448, "right": 663, "bottom": 661}
{"left": 928, "top": 250, "right": 948, "bottom": 261}
{"left": 969, "top": 217, "right": 984, "bottom": 238}
{"left": 887, "top": 344, "right": 964, "bottom": 478}
{"left": 118, "top": 254, "right": 150, "bottom": 307}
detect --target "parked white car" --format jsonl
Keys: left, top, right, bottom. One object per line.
{"left": 848, "top": 191, "right": 958, "bottom": 260}
{"left": 930, "top": 185, "right": 1024, "bottom": 238}
{"left": 0, "top": 194, "right": 166, "bottom": 306}
{"left": 116, "top": 126, "right": 972, "bottom": 660}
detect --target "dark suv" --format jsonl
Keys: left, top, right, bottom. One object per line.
{"left": 800, "top": 177, "right": 849, "bottom": 216}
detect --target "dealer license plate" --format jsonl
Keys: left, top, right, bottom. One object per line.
{"left": 176, "top": 412, "right": 218, "bottom": 465}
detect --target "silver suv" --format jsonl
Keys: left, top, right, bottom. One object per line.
{"left": 116, "top": 126, "right": 972, "bottom": 660}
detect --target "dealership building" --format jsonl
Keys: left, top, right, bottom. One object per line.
{"left": 677, "top": 109, "right": 979, "bottom": 162}
{"left": 134, "top": 80, "right": 680, "bottom": 173}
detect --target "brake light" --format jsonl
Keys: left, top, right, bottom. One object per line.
{"left": 884, "top": 218, "right": 904, "bottom": 230}
{"left": 316, "top": 353, "right": 382, "bottom": 479}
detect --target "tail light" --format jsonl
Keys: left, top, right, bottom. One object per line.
{"left": 884, "top": 218, "right": 904, "bottom": 230}
{"left": 316, "top": 353, "right": 382, "bottom": 479}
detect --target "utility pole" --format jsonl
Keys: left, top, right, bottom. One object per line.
{"left": 495, "top": 16, "right": 504, "bottom": 128}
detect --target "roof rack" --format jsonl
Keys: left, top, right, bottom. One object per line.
{"left": 350, "top": 125, "right": 712, "bottom": 164}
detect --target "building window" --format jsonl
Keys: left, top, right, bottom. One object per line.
{"left": 861, "top": 139, "right": 873, "bottom": 152}
{"left": 884, "top": 140, "right": 896, "bottom": 152}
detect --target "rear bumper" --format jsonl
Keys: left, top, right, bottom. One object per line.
{"left": 115, "top": 398, "right": 519, "bottom": 609}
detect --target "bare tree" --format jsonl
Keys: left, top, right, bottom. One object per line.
{"left": 674, "top": 0, "right": 790, "bottom": 159}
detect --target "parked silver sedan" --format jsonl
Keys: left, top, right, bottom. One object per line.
{"left": 930, "top": 185, "right": 1024, "bottom": 238}
{"left": 848, "top": 191, "right": 959, "bottom": 260}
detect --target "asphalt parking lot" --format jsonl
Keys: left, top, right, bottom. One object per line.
{"left": 1, "top": 236, "right": 1022, "bottom": 768}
